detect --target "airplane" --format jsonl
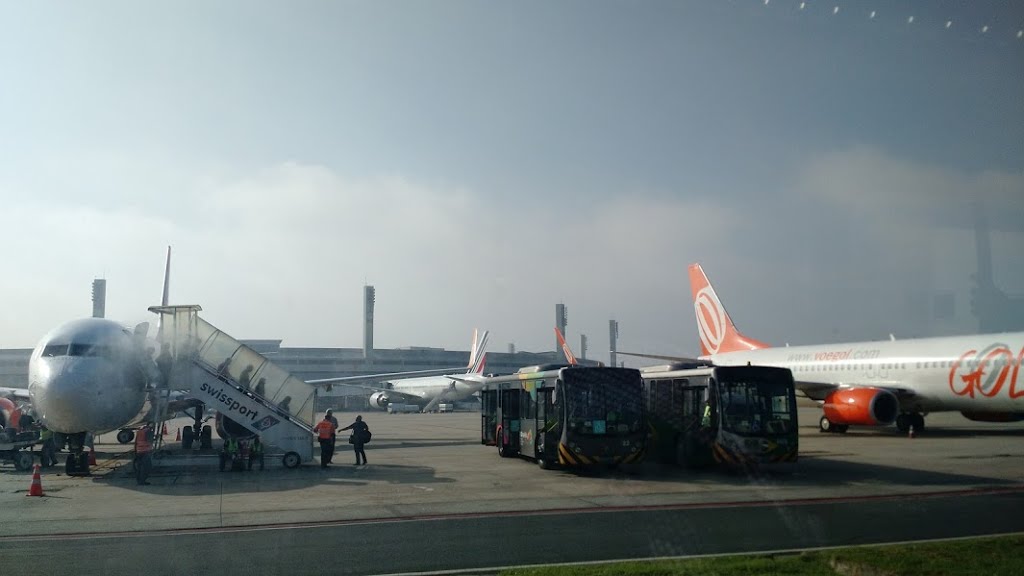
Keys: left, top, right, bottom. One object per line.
{"left": 23, "top": 248, "right": 494, "bottom": 473}
{"left": 618, "top": 263, "right": 1024, "bottom": 434}
{"left": 309, "top": 330, "right": 491, "bottom": 412}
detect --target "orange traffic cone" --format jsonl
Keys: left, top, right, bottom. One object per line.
{"left": 27, "top": 464, "right": 44, "bottom": 497}
{"left": 175, "top": 428, "right": 181, "bottom": 441}
{"left": 88, "top": 448, "right": 97, "bottom": 466}
{"left": 161, "top": 423, "right": 168, "bottom": 437}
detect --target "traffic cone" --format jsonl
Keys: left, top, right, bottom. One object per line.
{"left": 175, "top": 428, "right": 181, "bottom": 441}
{"left": 161, "top": 423, "right": 168, "bottom": 437}
{"left": 27, "top": 464, "right": 44, "bottom": 497}
{"left": 88, "top": 448, "right": 97, "bottom": 466}
{"left": 908, "top": 425, "right": 916, "bottom": 439}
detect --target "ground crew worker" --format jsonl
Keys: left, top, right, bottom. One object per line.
{"left": 248, "top": 436, "right": 265, "bottom": 471}
{"left": 39, "top": 426, "right": 57, "bottom": 468}
{"left": 341, "top": 415, "right": 370, "bottom": 466}
{"left": 326, "top": 409, "right": 339, "bottom": 464}
{"left": 134, "top": 423, "right": 155, "bottom": 485}
{"left": 701, "top": 401, "right": 712, "bottom": 428}
{"left": 314, "top": 414, "right": 336, "bottom": 468}
{"left": 220, "top": 437, "right": 240, "bottom": 472}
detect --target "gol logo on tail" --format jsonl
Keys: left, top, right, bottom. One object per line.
{"left": 694, "top": 286, "right": 728, "bottom": 355}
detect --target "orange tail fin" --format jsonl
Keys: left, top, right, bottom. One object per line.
{"left": 554, "top": 327, "right": 578, "bottom": 365}
{"left": 689, "top": 264, "right": 770, "bottom": 356}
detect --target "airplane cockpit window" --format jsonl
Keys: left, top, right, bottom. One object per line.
{"left": 41, "top": 344, "right": 68, "bottom": 357}
{"left": 68, "top": 343, "right": 112, "bottom": 358}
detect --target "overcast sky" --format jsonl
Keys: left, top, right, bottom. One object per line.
{"left": 1, "top": 1, "right": 1022, "bottom": 361}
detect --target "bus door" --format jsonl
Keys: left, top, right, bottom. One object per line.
{"left": 536, "top": 387, "right": 559, "bottom": 460}
{"left": 480, "top": 389, "right": 497, "bottom": 445}
{"left": 678, "top": 382, "right": 712, "bottom": 468}
{"left": 519, "top": 387, "right": 539, "bottom": 460}
{"left": 497, "top": 387, "right": 521, "bottom": 454}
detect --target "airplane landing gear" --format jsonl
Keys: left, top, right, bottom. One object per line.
{"left": 818, "top": 415, "right": 848, "bottom": 434}
{"left": 895, "top": 413, "right": 925, "bottom": 434}
{"left": 64, "top": 432, "right": 91, "bottom": 476}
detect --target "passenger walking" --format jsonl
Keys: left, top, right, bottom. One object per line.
{"left": 314, "top": 414, "right": 337, "bottom": 468}
{"left": 326, "top": 409, "right": 339, "bottom": 464}
{"left": 341, "top": 415, "right": 371, "bottom": 465}
{"left": 134, "top": 423, "right": 155, "bottom": 485}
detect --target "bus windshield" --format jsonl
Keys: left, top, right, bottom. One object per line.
{"left": 564, "top": 369, "right": 643, "bottom": 436}
{"left": 717, "top": 376, "right": 795, "bottom": 437}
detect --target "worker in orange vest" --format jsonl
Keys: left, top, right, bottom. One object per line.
{"left": 134, "top": 422, "right": 155, "bottom": 485}
{"left": 313, "top": 414, "right": 337, "bottom": 468}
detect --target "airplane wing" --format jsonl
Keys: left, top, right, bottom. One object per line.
{"left": 307, "top": 367, "right": 469, "bottom": 386}
{"left": 615, "top": 350, "right": 706, "bottom": 364}
{"left": 307, "top": 328, "right": 490, "bottom": 386}
{"left": 0, "top": 387, "right": 31, "bottom": 402}
{"left": 795, "top": 380, "right": 919, "bottom": 403}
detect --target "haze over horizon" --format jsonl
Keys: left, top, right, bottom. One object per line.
{"left": 1, "top": 1, "right": 1021, "bottom": 360}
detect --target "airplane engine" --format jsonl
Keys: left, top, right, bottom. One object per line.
{"left": 0, "top": 397, "right": 19, "bottom": 430}
{"left": 215, "top": 412, "right": 256, "bottom": 440}
{"left": 960, "top": 411, "right": 1024, "bottom": 423}
{"left": 368, "top": 392, "right": 390, "bottom": 410}
{"left": 822, "top": 387, "right": 899, "bottom": 426}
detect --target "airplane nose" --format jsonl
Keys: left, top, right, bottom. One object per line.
{"left": 31, "top": 359, "right": 146, "bottom": 434}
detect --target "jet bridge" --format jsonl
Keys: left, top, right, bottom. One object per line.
{"left": 149, "top": 305, "right": 315, "bottom": 468}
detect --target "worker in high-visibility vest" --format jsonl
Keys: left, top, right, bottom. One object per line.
{"left": 39, "top": 426, "right": 57, "bottom": 468}
{"left": 219, "top": 437, "right": 240, "bottom": 472}
{"left": 701, "top": 401, "right": 712, "bottom": 428}
{"left": 134, "top": 423, "right": 155, "bottom": 485}
{"left": 248, "top": 436, "right": 265, "bottom": 471}
{"left": 314, "top": 414, "right": 337, "bottom": 468}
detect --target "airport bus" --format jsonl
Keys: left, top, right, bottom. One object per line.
{"left": 480, "top": 364, "right": 646, "bottom": 469}
{"left": 640, "top": 363, "right": 798, "bottom": 470}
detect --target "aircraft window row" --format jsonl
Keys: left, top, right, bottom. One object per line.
{"left": 792, "top": 357, "right": 1023, "bottom": 373}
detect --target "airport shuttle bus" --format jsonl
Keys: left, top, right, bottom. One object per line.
{"left": 480, "top": 365, "right": 646, "bottom": 469}
{"left": 640, "top": 364, "right": 798, "bottom": 470}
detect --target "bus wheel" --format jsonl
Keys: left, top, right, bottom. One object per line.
{"left": 537, "top": 458, "right": 551, "bottom": 470}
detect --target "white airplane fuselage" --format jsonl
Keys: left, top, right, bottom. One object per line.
{"left": 28, "top": 318, "right": 150, "bottom": 434}
{"left": 708, "top": 333, "right": 1024, "bottom": 415}
{"left": 370, "top": 375, "right": 484, "bottom": 409}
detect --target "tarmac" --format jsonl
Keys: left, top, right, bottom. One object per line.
{"left": 1, "top": 406, "right": 1022, "bottom": 574}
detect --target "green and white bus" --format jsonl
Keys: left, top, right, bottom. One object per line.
{"left": 640, "top": 363, "right": 798, "bottom": 470}
{"left": 480, "top": 365, "right": 646, "bottom": 469}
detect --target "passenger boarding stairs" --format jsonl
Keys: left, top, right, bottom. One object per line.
{"left": 148, "top": 305, "right": 315, "bottom": 467}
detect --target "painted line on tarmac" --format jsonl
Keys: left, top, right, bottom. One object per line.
{"left": 368, "top": 531, "right": 1024, "bottom": 576}
{"left": 2, "top": 484, "right": 1022, "bottom": 543}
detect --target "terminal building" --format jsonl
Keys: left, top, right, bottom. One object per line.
{"left": 0, "top": 285, "right": 597, "bottom": 411}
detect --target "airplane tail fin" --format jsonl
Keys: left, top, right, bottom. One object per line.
{"left": 156, "top": 246, "right": 172, "bottom": 340}
{"left": 689, "top": 263, "right": 770, "bottom": 356}
{"left": 467, "top": 329, "right": 490, "bottom": 374}
{"left": 554, "top": 327, "right": 578, "bottom": 366}
{"left": 471, "top": 353, "right": 487, "bottom": 375}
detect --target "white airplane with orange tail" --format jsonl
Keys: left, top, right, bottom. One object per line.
{"left": 620, "top": 264, "right": 1024, "bottom": 434}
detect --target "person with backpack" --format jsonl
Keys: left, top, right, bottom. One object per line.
{"left": 340, "top": 415, "right": 371, "bottom": 465}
